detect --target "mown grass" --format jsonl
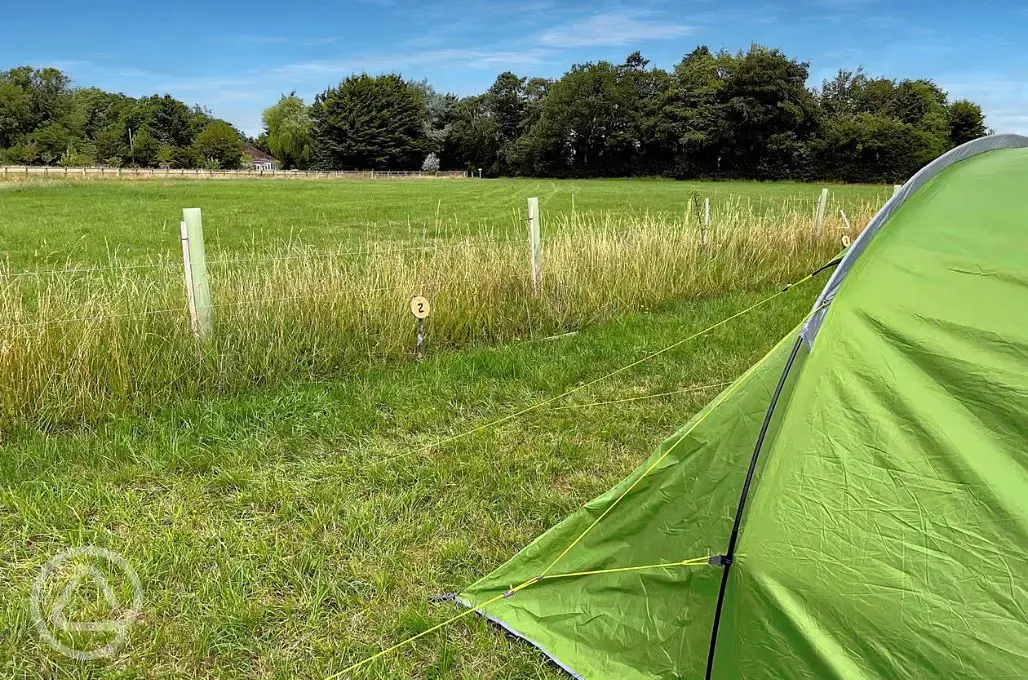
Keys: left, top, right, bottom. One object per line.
{"left": 0, "top": 178, "right": 887, "bottom": 266}
{"left": 0, "top": 287, "right": 820, "bottom": 679}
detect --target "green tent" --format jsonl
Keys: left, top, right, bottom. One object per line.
{"left": 459, "top": 135, "right": 1028, "bottom": 678}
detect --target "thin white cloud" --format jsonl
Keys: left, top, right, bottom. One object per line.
{"left": 226, "top": 34, "right": 336, "bottom": 47}
{"left": 538, "top": 10, "right": 696, "bottom": 48}
{"left": 934, "top": 74, "right": 1028, "bottom": 134}
{"left": 273, "top": 47, "right": 552, "bottom": 80}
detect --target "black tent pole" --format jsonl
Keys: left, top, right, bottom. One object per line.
{"left": 704, "top": 335, "right": 804, "bottom": 679}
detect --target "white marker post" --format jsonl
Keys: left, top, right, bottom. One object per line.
{"left": 180, "top": 220, "right": 198, "bottom": 332}
{"left": 528, "top": 197, "right": 542, "bottom": 296}
{"left": 181, "top": 208, "right": 213, "bottom": 338}
{"left": 813, "top": 188, "right": 829, "bottom": 238}
{"left": 702, "top": 197, "right": 711, "bottom": 248}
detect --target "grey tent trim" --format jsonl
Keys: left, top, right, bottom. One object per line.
{"left": 801, "top": 133, "right": 1028, "bottom": 347}
{"left": 453, "top": 596, "right": 587, "bottom": 680}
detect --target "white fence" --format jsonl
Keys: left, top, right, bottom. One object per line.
{"left": 0, "top": 166, "right": 469, "bottom": 181}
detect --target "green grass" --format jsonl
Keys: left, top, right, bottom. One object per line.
{"left": 0, "top": 286, "right": 820, "bottom": 678}
{"left": 1, "top": 178, "right": 887, "bottom": 267}
{"left": 0, "top": 177, "right": 860, "bottom": 677}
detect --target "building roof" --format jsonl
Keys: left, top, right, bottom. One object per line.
{"left": 243, "top": 144, "right": 279, "bottom": 164}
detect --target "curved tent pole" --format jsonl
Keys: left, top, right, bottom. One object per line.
{"left": 703, "top": 336, "right": 804, "bottom": 679}
{"left": 801, "top": 133, "right": 1028, "bottom": 348}
{"left": 706, "top": 133, "right": 1028, "bottom": 680}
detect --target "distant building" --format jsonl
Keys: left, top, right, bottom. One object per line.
{"left": 244, "top": 144, "right": 280, "bottom": 171}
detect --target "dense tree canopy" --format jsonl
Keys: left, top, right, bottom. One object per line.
{"left": 285, "top": 45, "right": 989, "bottom": 182}
{"left": 0, "top": 66, "right": 249, "bottom": 169}
{"left": 310, "top": 74, "right": 428, "bottom": 170}
{"left": 4, "top": 45, "right": 993, "bottom": 182}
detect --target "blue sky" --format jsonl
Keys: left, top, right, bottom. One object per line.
{"left": 3, "top": 0, "right": 1026, "bottom": 136}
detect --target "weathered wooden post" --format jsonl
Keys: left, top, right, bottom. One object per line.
{"left": 528, "top": 197, "right": 542, "bottom": 295}
{"left": 181, "top": 208, "right": 213, "bottom": 337}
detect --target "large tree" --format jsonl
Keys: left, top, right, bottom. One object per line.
{"left": 310, "top": 74, "right": 428, "bottom": 170}
{"left": 262, "top": 93, "right": 313, "bottom": 169}
{"left": 520, "top": 58, "right": 659, "bottom": 177}
{"left": 445, "top": 95, "right": 501, "bottom": 174}
{"left": 947, "top": 100, "right": 988, "bottom": 146}
{"left": 811, "top": 70, "right": 967, "bottom": 181}
{"left": 655, "top": 46, "right": 730, "bottom": 177}
{"left": 192, "top": 121, "right": 244, "bottom": 169}
{"left": 715, "top": 45, "right": 819, "bottom": 179}
{"left": 812, "top": 112, "right": 941, "bottom": 183}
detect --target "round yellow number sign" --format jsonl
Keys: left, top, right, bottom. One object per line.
{"left": 410, "top": 295, "right": 431, "bottom": 319}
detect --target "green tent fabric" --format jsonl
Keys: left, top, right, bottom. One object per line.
{"left": 460, "top": 135, "right": 1028, "bottom": 678}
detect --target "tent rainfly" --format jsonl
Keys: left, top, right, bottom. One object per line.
{"left": 458, "top": 134, "right": 1028, "bottom": 679}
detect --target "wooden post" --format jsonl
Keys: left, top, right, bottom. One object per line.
{"left": 702, "top": 197, "right": 711, "bottom": 247}
{"left": 528, "top": 197, "right": 542, "bottom": 295}
{"left": 813, "top": 188, "right": 829, "bottom": 238}
{"left": 181, "top": 208, "right": 213, "bottom": 337}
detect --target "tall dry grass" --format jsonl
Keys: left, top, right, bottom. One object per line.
{"left": 0, "top": 199, "right": 878, "bottom": 431}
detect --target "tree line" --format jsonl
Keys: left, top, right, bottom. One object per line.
{"left": 261, "top": 46, "right": 987, "bottom": 183}
{"left": 2, "top": 45, "right": 989, "bottom": 182}
{"left": 0, "top": 67, "right": 247, "bottom": 169}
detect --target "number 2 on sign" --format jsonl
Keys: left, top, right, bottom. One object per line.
{"left": 410, "top": 295, "right": 431, "bottom": 319}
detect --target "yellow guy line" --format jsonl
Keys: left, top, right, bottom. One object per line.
{"left": 538, "top": 293, "right": 827, "bottom": 578}
{"left": 538, "top": 349, "right": 770, "bottom": 577}
{"left": 534, "top": 555, "right": 713, "bottom": 582}
{"left": 330, "top": 556, "right": 713, "bottom": 678}
{"left": 329, "top": 589, "right": 520, "bottom": 679}
{"left": 382, "top": 280, "right": 812, "bottom": 466}
{"left": 330, "top": 270, "right": 832, "bottom": 677}
{"left": 549, "top": 382, "right": 731, "bottom": 411}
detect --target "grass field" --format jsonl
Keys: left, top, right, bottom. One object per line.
{"left": 0, "top": 177, "right": 878, "bottom": 677}
{"left": 1, "top": 178, "right": 888, "bottom": 265}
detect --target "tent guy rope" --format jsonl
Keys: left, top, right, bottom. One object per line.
{"left": 330, "top": 556, "right": 716, "bottom": 679}
{"left": 373, "top": 262, "right": 837, "bottom": 469}
{"left": 329, "top": 259, "right": 841, "bottom": 677}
